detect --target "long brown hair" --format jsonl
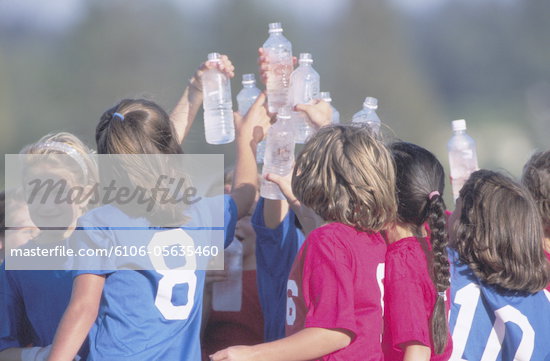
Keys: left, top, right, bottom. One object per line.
{"left": 291, "top": 124, "right": 396, "bottom": 232}
{"left": 522, "top": 150, "right": 550, "bottom": 239}
{"left": 454, "top": 169, "right": 550, "bottom": 293}
{"left": 96, "top": 99, "right": 187, "bottom": 225}
{"left": 390, "top": 141, "right": 450, "bottom": 354}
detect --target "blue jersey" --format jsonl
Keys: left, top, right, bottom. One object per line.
{"left": 0, "top": 257, "right": 73, "bottom": 350}
{"left": 448, "top": 248, "right": 550, "bottom": 361}
{"left": 251, "top": 197, "right": 305, "bottom": 342}
{"left": 72, "top": 195, "right": 237, "bottom": 361}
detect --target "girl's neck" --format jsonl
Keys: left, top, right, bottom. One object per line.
{"left": 544, "top": 236, "right": 550, "bottom": 254}
{"left": 385, "top": 222, "right": 426, "bottom": 244}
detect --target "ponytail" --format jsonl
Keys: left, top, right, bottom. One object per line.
{"left": 427, "top": 193, "right": 450, "bottom": 354}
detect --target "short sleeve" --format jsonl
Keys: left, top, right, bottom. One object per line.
{"left": 302, "top": 232, "right": 357, "bottom": 336}
{"left": 385, "top": 242, "right": 431, "bottom": 348}
{"left": 224, "top": 195, "right": 238, "bottom": 248}
{"left": 69, "top": 216, "right": 117, "bottom": 276}
{"left": 0, "top": 267, "right": 33, "bottom": 350}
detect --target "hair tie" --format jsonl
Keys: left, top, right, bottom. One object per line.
{"left": 428, "top": 191, "right": 440, "bottom": 200}
{"left": 37, "top": 141, "right": 89, "bottom": 179}
{"left": 113, "top": 112, "right": 125, "bottom": 121}
{"left": 438, "top": 291, "right": 446, "bottom": 297}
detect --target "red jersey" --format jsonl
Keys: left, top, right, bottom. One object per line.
{"left": 285, "top": 223, "right": 386, "bottom": 361}
{"left": 382, "top": 237, "right": 452, "bottom": 361}
{"left": 202, "top": 270, "right": 264, "bottom": 360}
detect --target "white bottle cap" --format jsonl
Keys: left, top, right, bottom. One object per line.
{"left": 207, "top": 52, "right": 221, "bottom": 62}
{"left": 242, "top": 73, "right": 256, "bottom": 85}
{"left": 452, "top": 119, "right": 467, "bottom": 131}
{"left": 363, "top": 97, "right": 378, "bottom": 110}
{"left": 268, "top": 22, "right": 283, "bottom": 33}
{"left": 320, "top": 91, "right": 332, "bottom": 102}
{"left": 299, "top": 53, "right": 313, "bottom": 64}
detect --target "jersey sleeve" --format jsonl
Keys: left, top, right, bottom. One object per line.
{"left": 385, "top": 243, "right": 431, "bottom": 348}
{"left": 0, "top": 266, "right": 33, "bottom": 351}
{"left": 301, "top": 231, "right": 357, "bottom": 336}
{"left": 224, "top": 195, "right": 238, "bottom": 248}
{"left": 69, "top": 216, "right": 117, "bottom": 277}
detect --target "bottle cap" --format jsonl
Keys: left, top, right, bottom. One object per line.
{"left": 207, "top": 52, "right": 221, "bottom": 62}
{"left": 242, "top": 73, "right": 256, "bottom": 85}
{"left": 320, "top": 91, "right": 332, "bottom": 102}
{"left": 268, "top": 22, "right": 283, "bottom": 33}
{"left": 452, "top": 119, "right": 467, "bottom": 131}
{"left": 363, "top": 97, "right": 378, "bottom": 110}
{"left": 299, "top": 53, "right": 313, "bottom": 64}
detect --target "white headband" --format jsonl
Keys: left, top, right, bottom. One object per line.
{"left": 37, "top": 141, "right": 89, "bottom": 179}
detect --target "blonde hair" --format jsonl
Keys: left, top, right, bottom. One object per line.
{"left": 20, "top": 132, "right": 97, "bottom": 187}
{"left": 292, "top": 125, "right": 396, "bottom": 232}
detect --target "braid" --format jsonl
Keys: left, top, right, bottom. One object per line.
{"left": 427, "top": 194, "right": 450, "bottom": 354}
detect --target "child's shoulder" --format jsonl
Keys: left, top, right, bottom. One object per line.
{"left": 307, "top": 222, "right": 384, "bottom": 247}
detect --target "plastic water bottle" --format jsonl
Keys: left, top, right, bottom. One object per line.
{"left": 352, "top": 97, "right": 381, "bottom": 134}
{"left": 263, "top": 22, "right": 293, "bottom": 113}
{"left": 261, "top": 108, "right": 295, "bottom": 200}
{"left": 320, "top": 91, "right": 340, "bottom": 124}
{"left": 212, "top": 238, "right": 243, "bottom": 312}
{"left": 236, "top": 74, "right": 265, "bottom": 163}
{"left": 290, "top": 53, "right": 320, "bottom": 144}
{"left": 202, "top": 52, "right": 234, "bottom": 145}
{"left": 448, "top": 119, "right": 479, "bottom": 202}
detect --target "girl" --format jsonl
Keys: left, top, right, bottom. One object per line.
{"left": 521, "top": 149, "right": 550, "bottom": 291}
{"left": 383, "top": 142, "right": 452, "bottom": 361}
{"left": 211, "top": 124, "right": 397, "bottom": 361}
{"left": 448, "top": 170, "right": 550, "bottom": 360}
{"left": 46, "top": 83, "right": 270, "bottom": 360}
{"left": 0, "top": 132, "right": 96, "bottom": 361}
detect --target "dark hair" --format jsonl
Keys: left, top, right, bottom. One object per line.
{"left": 292, "top": 125, "right": 396, "bottom": 232}
{"left": 455, "top": 169, "right": 550, "bottom": 293}
{"left": 522, "top": 150, "right": 550, "bottom": 237}
{"left": 390, "top": 142, "right": 450, "bottom": 354}
{"left": 95, "top": 99, "right": 187, "bottom": 225}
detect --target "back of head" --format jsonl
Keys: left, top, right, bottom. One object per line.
{"left": 455, "top": 169, "right": 550, "bottom": 293}
{"left": 391, "top": 141, "right": 450, "bottom": 354}
{"left": 391, "top": 142, "right": 445, "bottom": 226}
{"left": 522, "top": 150, "right": 550, "bottom": 237}
{"left": 292, "top": 124, "right": 396, "bottom": 232}
{"left": 96, "top": 98, "right": 182, "bottom": 155}
{"left": 96, "top": 99, "right": 186, "bottom": 225}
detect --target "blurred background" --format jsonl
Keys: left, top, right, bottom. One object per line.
{"left": 1, "top": 0, "right": 549, "bottom": 205}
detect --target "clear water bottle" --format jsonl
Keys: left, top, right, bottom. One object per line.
{"left": 202, "top": 52, "right": 235, "bottom": 145}
{"left": 236, "top": 73, "right": 265, "bottom": 163}
{"left": 212, "top": 238, "right": 243, "bottom": 312}
{"left": 261, "top": 108, "right": 295, "bottom": 200}
{"left": 320, "top": 91, "right": 340, "bottom": 124}
{"left": 448, "top": 119, "right": 479, "bottom": 202}
{"left": 263, "top": 22, "right": 293, "bottom": 113}
{"left": 352, "top": 97, "right": 381, "bottom": 134}
{"left": 290, "top": 53, "right": 320, "bottom": 144}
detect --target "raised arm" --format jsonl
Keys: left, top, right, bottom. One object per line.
{"left": 170, "top": 55, "right": 235, "bottom": 144}
{"left": 231, "top": 93, "right": 271, "bottom": 219}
